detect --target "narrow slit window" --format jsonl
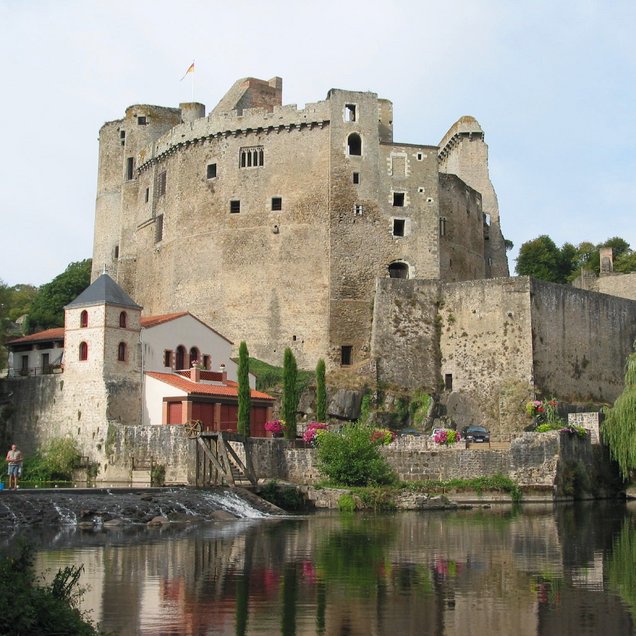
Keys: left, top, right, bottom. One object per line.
{"left": 126, "top": 157, "right": 135, "bottom": 180}
{"left": 230, "top": 200, "right": 241, "bottom": 214}
{"left": 117, "top": 342, "right": 127, "bottom": 362}
{"left": 439, "top": 217, "right": 447, "bottom": 237}
{"left": 158, "top": 171, "right": 167, "bottom": 197}
{"left": 155, "top": 214, "right": 164, "bottom": 242}
{"left": 445, "top": 373, "right": 453, "bottom": 391}
{"left": 352, "top": 172, "right": 360, "bottom": 184}
{"left": 145, "top": 188, "right": 149, "bottom": 203}
{"left": 207, "top": 163, "right": 217, "bottom": 179}
{"left": 271, "top": 197, "right": 282, "bottom": 211}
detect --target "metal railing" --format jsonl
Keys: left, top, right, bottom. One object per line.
{"left": 6, "top": 365, "right": 63, "bottom": 378}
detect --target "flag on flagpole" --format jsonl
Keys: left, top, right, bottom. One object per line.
{"left": 180, "top": 62, "right": 195, "bottom": 81}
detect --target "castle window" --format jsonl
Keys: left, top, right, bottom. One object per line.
{"left": 80, "top": 310, "right": 88, "bottom": 328}
{"left": 271, "top": 197, "right": 282, "bottom": 211}
{"left": 155, "top": 214, "right": 163, "bottom": 242}
{"left": 230, "top": 200, "right": 241, "bottom": 214}
{"left": 176, "top": 345, "right": 186, "bottom": 370}
{"left": 388, "top": 262, "right": 409, "bottom": 279}
{"left": 240, "top": 146, "right": 264, "bottom": 168}
{"left": 344, "top": 104, "right": 356, "bottom": 122}
{"left": 417, "top": 152, "right": 424, "bottom": 161}
{"left": 393, "top": 192, "right": 405, "bottom": 207}
{"left": 163, "top": 350, "right": 173, "bottom": 368}
{"left": 137, "top": 116, "right": 147, "bottom": 125}
{"left": 340, "top": 345, "right": 353, "bottom": 366}
{"left": 393, "top": 219, "right": 405, "bottom": 237}
{"left": 145, "top": 188, "right": 149, "bottom": 203}
{"left": 79, "top": 341, "right": 88, "bottom": 361}
{"left": 347, "top": 133, "right": 362, "bottom": 156}
{"left": 189, "top": 347, "right": 200, "bottom": 367}
{"left": 158, "top": 171, "right": 167, "bottom": 197}
{"left": 202, "top": 355, "right": 211, "bottom": 370}
{"left": 119, "top": 311, "right": 127, "bottom": 328}
{"left": 352, "top": 172, "right": 360, "bottom": 184}
{"left": 445, "top": 374, "right": 453, "bottom": 391}
{"left": 126, "top": 157, "right": 135, "bottom": 180}
{"left": 439, "top": 217, "right": 447, "bottom": 237}
{"left": 353, "top": 204, "right": 364, "bottom": 216}
{"left": 117, "top": 342, "right": 127, "bottom": 362}
{"left": 207, "top": 163, "right": 217, "bottom": 179}
{"left": 114, "top": 245, "right": 119, "bottom": 259}
{"left": 120, "top": 130, "right": 126, "bottom": 146}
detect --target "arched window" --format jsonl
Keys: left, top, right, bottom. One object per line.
{"left": 119, "top": 311, "right": 127, "bottom": 328}
{"left": 189, "top": 347, "right": 200, "bottom": 367}
{"left": 118, "top": 342, "right": 127, "bottom": 362}
{"left": 79, "top": 341, "right": 88, "bottom": 361}
{"left": 388, "top": 262, "right": 409, "bottom": 279}
{"left": 176, "top": 345, "right": 186, "bottom": 370}
{"left": 80, "top": 310, "right": 88, "bottom": 328}
{"left": 347, "top": 133, "right": 362, "bottom": 156}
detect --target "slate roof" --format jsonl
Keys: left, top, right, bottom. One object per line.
{"left": 146, "top": 371, "right": 274, "bottom": 401}
{"left": 65, "top": 274, "right": 142, "bottom": 310}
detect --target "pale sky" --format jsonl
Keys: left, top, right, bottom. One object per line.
{"left": 1, "top": 0, "right": 634, "bottom": 286}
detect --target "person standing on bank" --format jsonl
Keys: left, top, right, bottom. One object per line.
{"left": 6, "top": 444, "right": 23, "bottom": 490}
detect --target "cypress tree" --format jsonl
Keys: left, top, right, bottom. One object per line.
{"left": 603, "top": 350, "right": 636, "bottom": 480}
{"left": 283, "top": 348, "right": 298, "bottom": 439}
{"left": 316, "top": 358, "right": 327, "bottom": 422}
{"left": 237, "top": 341, "right": 251, "bottom": 437}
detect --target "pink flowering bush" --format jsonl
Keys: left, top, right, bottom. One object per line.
{"left": 526, "top": 398, "right": 562, "bottom": 425}
{"left": 433, "top": 429, "right": 460, "bottom": 445}
{"left": 265, "top": 419, "right": 286, "bottom": 435}
{"left": 303, "top": 421, "right": 328, "bottom": 444}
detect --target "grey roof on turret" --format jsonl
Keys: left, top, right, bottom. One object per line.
{"left": 65, "top": 274, "right": 142, "bottom": 310}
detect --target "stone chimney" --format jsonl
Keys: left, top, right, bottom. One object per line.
{"left": 190, "top": 365, "right": 201, "bottom": 382}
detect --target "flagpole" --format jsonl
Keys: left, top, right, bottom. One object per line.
{"left": 191, "top": 63, "right": 195, "bottom": 102}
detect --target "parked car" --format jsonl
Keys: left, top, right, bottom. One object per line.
{"left": 462, "top": 425, "right": 490, "bottom": 443}
{"left": 398, "top": 427, "right": 422, "bottom": 437}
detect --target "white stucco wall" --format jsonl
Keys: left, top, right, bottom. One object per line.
{"left": 143, "top": 374, "right": 187, "bottom": 426}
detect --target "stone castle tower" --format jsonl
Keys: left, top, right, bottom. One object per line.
{"left": 92, "top": 76, "right": 508, "bottom": 369}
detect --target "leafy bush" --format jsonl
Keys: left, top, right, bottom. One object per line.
{"left": 337, "top": 494, "right": 356, "bottom": 512}
{"left": 316, "top": 423, "right": 395, "bottom": 487}
{"left": 0, "top": 542, "right": 101, "bottom": 635}
{"left": 23, "top": 437, "right": 82, "bottom": 482}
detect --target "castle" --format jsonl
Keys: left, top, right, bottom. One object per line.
{"left": 93, "top": 76, "right": 509, "bottom": 370}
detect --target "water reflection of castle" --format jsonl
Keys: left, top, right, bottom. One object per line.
{"left": 35, "top": 505, "right": 634, "bottom": 635}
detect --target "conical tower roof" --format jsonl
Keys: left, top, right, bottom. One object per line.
{"left": 65, "top": 274, "right": 142, "bottom": 310}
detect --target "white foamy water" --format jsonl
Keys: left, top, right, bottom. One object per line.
{"left": 202, "top": 489, "right": 268, "bottom": 518}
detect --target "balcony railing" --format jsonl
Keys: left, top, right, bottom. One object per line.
{"left": 6, "top": 365, "right": 63, "bottom": 378}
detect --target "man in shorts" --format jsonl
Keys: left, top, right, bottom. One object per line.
{"left": 6, "top": 444, "right": 23, "bottom": 490}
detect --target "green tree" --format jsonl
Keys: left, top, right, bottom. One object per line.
{"left": 615, "top": 251, "right": 636, "bottom": 274}
{"left": 316, "top": 423, "right": 395, "bottom": 486}
{"left": 515, "top": 235, "right": 563, "bottom": 282}
{"left": 283, "top": 348, "right": 298, "bottom": 439}
{"left": 315, "top": 358, "right": 327, "bottom": 422}
{"left": 237, "top": 341, "right": 251, "bottom": 437}
{"left": 603, "top": 349, "right": 636, "bottom": 480}
{"left": 28, "top": 259, "right": 92, "bottom": 333}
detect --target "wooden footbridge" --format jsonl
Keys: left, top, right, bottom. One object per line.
{"left": 185, "top": 421, "right": 256, "bottom": 486}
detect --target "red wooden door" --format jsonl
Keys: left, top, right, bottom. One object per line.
{"left": 220, "top": 404, "right": 238, "bottom": 432}
{"left": 167, "top": 401, "right": 183, "bottom": 424}
{"left": 191, "top": 402, "right": 215, "bottom": 431}
{"left": 250, "top": 407, "right": 268, "bottom": 438}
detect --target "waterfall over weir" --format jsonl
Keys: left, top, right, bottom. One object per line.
{"left": 0, "top": 486, "right": 281, "bottom": 535}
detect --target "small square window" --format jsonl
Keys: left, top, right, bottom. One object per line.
{"left": 416, "top": 152, "right": 424, "bottom": 161}
{"left": 207, "top": 163, "right": 217, "bottom": 179}
{"left": 137, "top": 116, "right": 147, "bottom": 125}
{"left": 230, "top": 200, "right": 241, "bottom": 214}
{"left": 272, "top": 197, "right": 282, "bottom": 211}
{"left": 352, "top": 172, "right": 360, "bottom": 184}
{"left": 393, "top": 219, "right": 405, "bottom": 237}
{"left": 393, "top": 192, "right": 405, "bottom": 207}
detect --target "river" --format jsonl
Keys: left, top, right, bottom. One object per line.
{"left": 7, "top": 501, "right": 636, "bottom": 635}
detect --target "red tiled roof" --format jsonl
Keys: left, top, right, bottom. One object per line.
{"left": 140, "top": 312, "right": 189, "bottom": 328}
{"left": 6, "top": 328, "right": 65, "bottom": 346}
{"left": 146, "top": 371, "right": 274, "bottom": 401}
